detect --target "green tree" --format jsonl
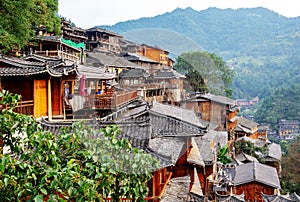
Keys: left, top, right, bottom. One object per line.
{"left": 255, "top": 84, "right": 300, "bottom": 130}
{"left": 0, "top": 0, "right": 60, "bottom": 52}
{"left": 174, "top": 51, "right": 235, "bottom": 97}
{"left": 234, "top": 139, "right": 268, "bottom": 162}
{"left": 217, "top": 144, "right": 232, "bottom": 164}
{"left": 0, "top": 91, "right": 159, "bottom": 201}
{"left": 281, "top": 137, "right": 300, "bottom": 194}
{"left": 0, "top": 90, "right": 38, "bottom": 154}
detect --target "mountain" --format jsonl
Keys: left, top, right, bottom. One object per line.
{"left": 100, "top": 7, "right": 300, "bottom": 100}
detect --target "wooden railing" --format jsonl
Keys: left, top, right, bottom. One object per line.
{"left": 34, "top": 50, "right": 80, "bottom": 64}
{"left": 103, "top": 197, "right": 153, "bottom": 201}
{"left": 5, "top": 100, "right": 34, "bottom": 115}
{"left": 94, "top": 91, "right": 138, "bottom": 110}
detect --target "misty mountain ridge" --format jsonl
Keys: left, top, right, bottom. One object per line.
{"left": 100, "top": 7, "right": 300, "bottom": 100}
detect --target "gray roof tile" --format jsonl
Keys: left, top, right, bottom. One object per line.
{"left": 266, "top": 143, "right": 282, "bottom": 161}
{"left": 148, "top": 137, "right": 186, "bottom": 164}
{"left": 237, "top": 117, "right": 258, "bottom": 130}
{"left": 234, "top": 161, "right": 280, "bottom": 189}
{"left": 86, "top": 51, "right": 140, "bottom": 68}
{"left": 0, "top": 55, "right": 77, "bottom": 77}
{"left": 199, "top": 93, "right": 236, "bottom": 105}
{"left": 160, "top": 175, "right": 190, "bottom": 202}
{"left": 195, "top": 130, "right": 227, "bottom": 164}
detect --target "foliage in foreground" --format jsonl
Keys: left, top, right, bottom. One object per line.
{"left": 0, "top": 90, "right": 159, "bottom": 201}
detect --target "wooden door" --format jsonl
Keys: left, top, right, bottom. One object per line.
{"left": 51, "top": 79, "right": 61, "bottom": 115}
{"left": 34, "top": 80, "right": 47, "bottom": 117}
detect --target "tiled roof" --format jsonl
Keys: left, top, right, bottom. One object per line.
{"left": 150, "top": 102, "right": 208, "bottom": 129}
{"left": 148, "top": 137, "right": 186, "bottom": 165}
{"left": 143, "top": 148, "right": 173, "bottom": 169}
{"left": 234, "top": 161, "right": 280, "bottom": 189}
{"left": 237, "top": 117, "right": 258, "bottom": 131}
{"left": 234, "top": 153, "right": 258, "bottom": 163}
{"left": 262, "top": 192, "right": 300, "bottom": 202}
{"left": 36, "top": 35, "right": 60, "bottom": 42}
{"left": 0, "top": 55, "right": 77, "bottom": 77}
{"left": 86, "top": 27, "right": 122, "bottom": 37}
{"left": 154, "top": 69, "right": 186, "bottom": 79}
{"left": 215, "top": 192, "right": 245, "bottom": 202}
{"left": 161, "top": 168, "right": 205, "bottom": 202}
{"left": 113, "top": 102, "right": 208, "bottom": 138}
{"left": 187, "top": 138, "right": 205, "bottom": 167}
{"left": 24, "top": 54, "right": 63, "bottom": 63}
{"left": 160, "top": 175, "right": 190, "bottom": 202}
{"left": 190, "top": 167, "right": 204, "bottom": 197}
{"left": 194, "top": 130, "right": 228, "bottom": 164}
{"left": 265, "top": 143, "right": 282, "bottom": 161}
{"left": 86, "top": 51, "right": 140, "bottom": 68}
{"left": 199, "top": 93, "right": 237, "bottom": 105}
{"left": 235, "top": 136, "right": 267, "bottom": 147}
{"left": 141, "top": 43, "right": 169, "bottom": 53}
{"left": 77, "top": 65, "right": 117, "bottom": 79}
{"left": 119, "top": 68, "right": 150, "bottom": 79}
{"left": 121, "top": 52, "right": 158, "bottom": 63}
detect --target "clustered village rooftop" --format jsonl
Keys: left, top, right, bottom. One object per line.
{"left": 0, "top": 18, "right": 299, "bottom": 202}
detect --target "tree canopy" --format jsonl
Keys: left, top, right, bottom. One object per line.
{"left": 174, "top": 51, "right": 235, "bottom": 97}
{"left": 281, "top": 137, "right": 300, "bottom": 194}
{"left": 254, "top": 84, "right": 300, "bottom": 130}
{"left": 0, "top": 0, "right": 60, "bottom": 52}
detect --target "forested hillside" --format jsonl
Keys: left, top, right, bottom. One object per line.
{"left": 100, "top": 7, "right": 300, "bottom": 101}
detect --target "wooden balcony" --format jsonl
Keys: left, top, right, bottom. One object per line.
{"left": 34, "top": 50, "right": 80, "bottom": 64}
{"left": 4, "top": 100, "right": 34, "bottom": 115}
{"left": 93, "top": 90, "right": 138, "bottom": 110}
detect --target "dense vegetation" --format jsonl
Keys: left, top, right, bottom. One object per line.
{"left": 255, "top": 84, "right": 300, "bottom": 130}
{"left": 173, "top": 51, "right": 235, "bottom": 97}
{"left": 281, "top": 137, "right": 300, "bottom": 194}
{"left": 0, "top": 91, "right": 158, "bottom": 201}
{"left": 101, "top": 7, "right": 300, "bottom": 126}
{"left": 0, "top": 0, "right": 60, "bottom": 52}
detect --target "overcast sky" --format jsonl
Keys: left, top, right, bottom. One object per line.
{"left": 58, "top": 0, "right": 300, "bottom": 29}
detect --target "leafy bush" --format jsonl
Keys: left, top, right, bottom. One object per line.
{"left": 0, "top": 90, "right": 159, "bottom": 201}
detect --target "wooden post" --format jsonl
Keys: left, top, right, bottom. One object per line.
{"left": 47, "top": 78, "right": 52, "bottom": 121}
{"left": 95, "top": 81, "right": 99, "bottom": 92}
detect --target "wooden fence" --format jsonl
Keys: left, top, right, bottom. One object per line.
{"left": 5, "top": 100, "right": 34, "bottom": 115}
{"left": 94, "top": 91, "right": 138, "bottom": 110}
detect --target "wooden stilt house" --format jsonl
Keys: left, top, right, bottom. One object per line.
{"left": 0, "top": 54, "right": 78, "bottom": 119}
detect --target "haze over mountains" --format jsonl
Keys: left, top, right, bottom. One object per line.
{"left": 100, "top": 7, "right": 300, "bottom": 100}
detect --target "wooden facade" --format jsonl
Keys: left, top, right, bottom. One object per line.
{"left": 235, "top": 116, "right": 259, "bottom": 140}
{"left": 137, "top": 45, "right": 170, "bottom": 66}
{"left": 181, "top": 93, "right": 239, "bottom": 133}
{"left": 86, "top": 27, "right": 122, "bottom": 53}
{"left": 234, "top": 182, "right": 278, "bottom": 202}
{"left": 0, "top": 55, "right": 77, "bottom": 119}
{"left": 61, "top": 18, "right": 88, "bottom": 44}
{"left": 278, "top": 119, "right": 300, "bottom": 136}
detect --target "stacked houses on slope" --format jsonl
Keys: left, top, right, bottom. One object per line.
{"left": 0, "top": 18, "right": 295, "bottom": 202}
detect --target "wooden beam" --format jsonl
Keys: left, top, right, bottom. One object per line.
{"left": 47, "top": 78, "right": 52, "bottom": 121}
